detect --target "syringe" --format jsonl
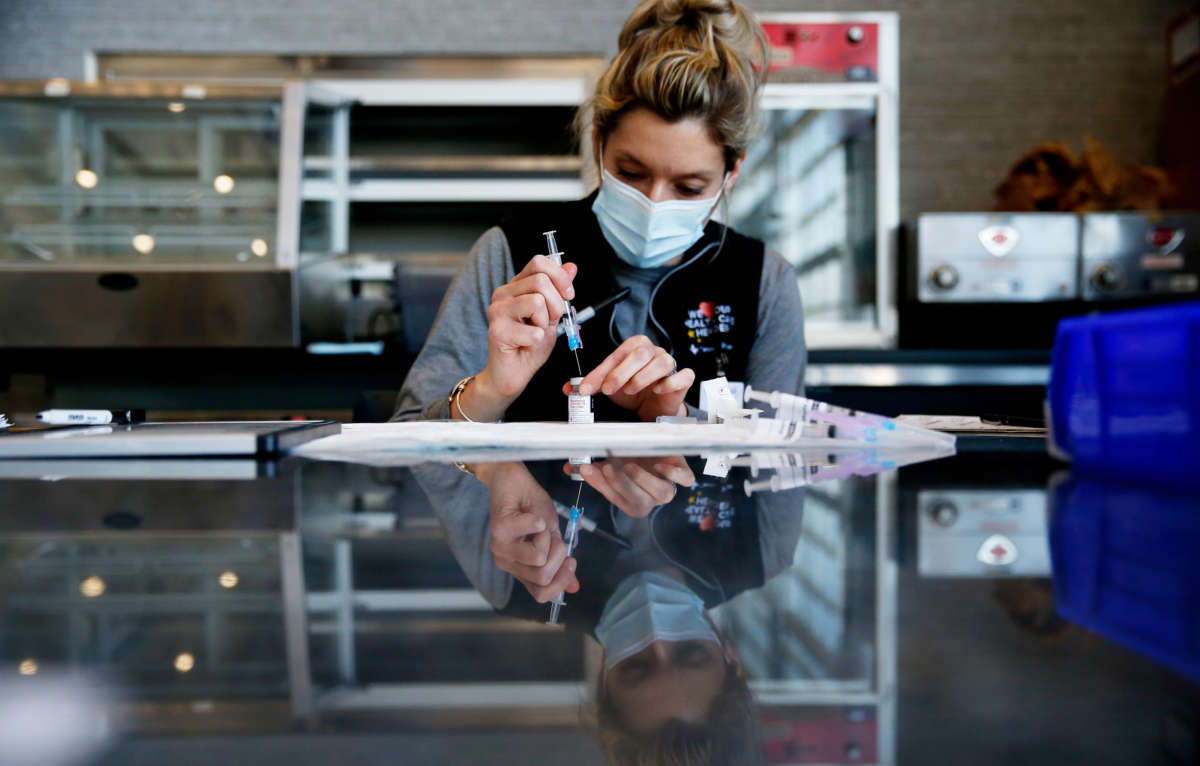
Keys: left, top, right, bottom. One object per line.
{"left": 546, "top": 502, "right": 583, "bottom": 626}
{"left": 744, "top": 387, "right": 955, "bottom": 449}
{"left": 543, "top": 230, "right": 583, "bottom": 375}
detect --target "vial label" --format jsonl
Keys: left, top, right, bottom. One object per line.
{"left": 568, "top": 393, "right": 593, "bottom": 424}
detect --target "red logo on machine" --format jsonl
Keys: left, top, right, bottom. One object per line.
{"left": 976, "top": 534, "right": 1019, "bottom": 566}
{"left": 978, "top": 225, "right": 1020, "bottom": 257}
{"left": 1147, "top": 226, "right": 1184, "bottom": 252}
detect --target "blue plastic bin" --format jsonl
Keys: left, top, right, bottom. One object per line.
{"left": 1046, "top": 301, "right": 1200, "bottom": 484}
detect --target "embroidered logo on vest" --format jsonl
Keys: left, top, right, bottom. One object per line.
{"left": 685, "top": 482, "right": 736, "bottom": 532}
{"left": 683, "top": 300, "right": 737, "bottom": 358}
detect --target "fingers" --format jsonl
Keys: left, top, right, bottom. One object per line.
{"left": 516, "top": 254, "right": 576, "bottom": 300}
{"left": 503, "top": 255, "right": 575, "bottom": 314}
{"left": 580, "top": 335, "right": 673, "bottom": 398}
{"left": 490, "top": 519, "right": 552, "bottom": 568}
{"left": 506, "top": 533, "right": 570, "bottom": 591}
{"left": 489, "top": 317, "right": 547, "bottom": 351}
{"left": 652, "top": 456, "right": 697, "bottom": 487}
{"left": 492, "top": 277, "right": 563, "bottom": 325}
{"left": 492, "top": 507, "right": 547, "bottom": 543}
{"left": 486, "top": 464, "right": 564, "bottom": 568}
{"left": 578, "top": 460, "right": 675, "bottom": 518}
{"left": 577, "top": 336, "right": 640, "bottom": 395}
{"left": 653, "top": 367, "right": 695, "bottom": 396}
{"left": 521, "top": 558, "right": 580, "bottom": 603}
{"left": 621, "top": 461, "right": 680, "bottom": 505}
{"left": 622, "top": 350, "right": 676, "bottom": 396}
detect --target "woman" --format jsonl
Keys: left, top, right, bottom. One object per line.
{"left": 393, "top": 0, "right": 805, "bottom": 425}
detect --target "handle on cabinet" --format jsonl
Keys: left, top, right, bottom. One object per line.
{"left": 97, "top": 273, "right": 139, "bottom": 291}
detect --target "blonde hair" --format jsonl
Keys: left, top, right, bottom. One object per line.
{"left": 593, "top": 660, "right": 764, "bottom": 766}
{"left": 580, "top": 0, "right": 768, "bottom": 171}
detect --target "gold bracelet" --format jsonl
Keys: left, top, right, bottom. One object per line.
{"left": 453, "top": 461, "right": 476, "bottom": 477}
{"left": 448, "top": 374, "right": 499, "bottom": 424}
{"left": 449, "top": 377, "right": 477, "bottom": 475}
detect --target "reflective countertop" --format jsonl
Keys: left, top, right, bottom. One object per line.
{"left": 0, "top": 443, "right": 1197, "bottom": 765}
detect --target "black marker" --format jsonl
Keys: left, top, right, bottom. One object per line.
{"left": 556, "top": 287, "right": 632, "bottom": 336}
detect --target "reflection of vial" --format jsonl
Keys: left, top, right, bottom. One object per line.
{"left": 568, "top": 376, "right": 592, "bottom": 474}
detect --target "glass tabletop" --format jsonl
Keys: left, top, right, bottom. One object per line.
{"left": 0, "top": 447, "right": 1196, "bottom": 765}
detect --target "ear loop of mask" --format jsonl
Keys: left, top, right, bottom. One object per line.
{"left": 711, "top": 176, "right": 732, "bottom": 263}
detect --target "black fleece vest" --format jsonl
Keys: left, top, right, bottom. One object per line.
{"left": 499, "top": 193, "right": 764, "bottom": 422}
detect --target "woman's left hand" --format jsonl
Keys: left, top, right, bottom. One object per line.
{"left": 563, "top": 457, "right": 695, "bottom": 518}
{"left": 565, "top": 335, "right": 695, "bottom": 422}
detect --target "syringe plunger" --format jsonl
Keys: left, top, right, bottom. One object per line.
{"left": 541, "top": 229, "right": 582, "bottom": 353}
{"left": 543, "top": 230, "right": 562, "bottom": 261}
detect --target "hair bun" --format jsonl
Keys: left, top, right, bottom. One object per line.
{"left": 654, "top": 0, "right": 731, "bottom": 26}
{"left": 618, "top": 0, "right": 764, "bottom": 79}
{"left": 583, "top": 0, "right": 767, "bottom": 171}
{"left": 620, "top": 0, "right": 744, "bottom": 49}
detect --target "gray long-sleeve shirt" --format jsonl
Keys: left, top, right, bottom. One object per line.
{"left": 392, "top": 224, "right": 806, "bottom": 421}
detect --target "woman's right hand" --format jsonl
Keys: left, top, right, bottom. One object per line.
{"left": 478, "top": 462, "right": 580, "bottom": 604}
{"left": 462, "top": 255, "right": 577, "bottom": 421}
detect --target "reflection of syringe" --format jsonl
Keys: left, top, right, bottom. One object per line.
{"left": 543, "top": 230, "right": 583, "bottom": 375}
{"left": 554, "top": 500, "right": 630, "bottom": 549}
{"left": 546, "top": 502, "right": 583, "bottom": 625}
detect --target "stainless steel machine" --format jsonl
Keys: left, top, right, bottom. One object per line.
{"left": 1080, "top": 212, "right": 1200, "bottom": 300}
{"left": 901, "top": 211, "right": 1200, "bottom": 349}
{"left": 915, "top": 213, "right": 1079, "bottom": 304}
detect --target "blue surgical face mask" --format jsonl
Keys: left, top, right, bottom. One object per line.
{"left": 592, "top": 167, "right": 727, "bottom": 269}
{"left": 594, "top": 571, "right": 720, "bottom": 671}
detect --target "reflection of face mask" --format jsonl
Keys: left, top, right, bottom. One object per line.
{"left": 592, "top": 168, "right": 727, "bottom": 269}
{"left": 595, "top": 571, "right": 720, "bottom": 671}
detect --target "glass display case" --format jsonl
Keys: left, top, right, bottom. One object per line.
{"left": 727, "top": 13, "right": 899, "bottom": 348}
{"left": 0, "top": 81, "right": 307, "bottom": 347}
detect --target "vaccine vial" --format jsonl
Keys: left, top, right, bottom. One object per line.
{"left": 568, "top": 376, "right": 592, "bottom": 475}
{"left": 567, "top": 377, "right": 593, "bottom": 425}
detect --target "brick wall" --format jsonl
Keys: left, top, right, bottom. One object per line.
{"left": 0, "top": 0, "right": 1190, "bottom": 219}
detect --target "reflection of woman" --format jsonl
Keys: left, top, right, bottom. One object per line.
{"left": 393, "top": 0, "right": 804, "bottom": 424}
{"left": 592, "top": 570, "right": 764, "bottom": 765}
{"left": 414, "top": 455, "right": 799, "bottom": 766}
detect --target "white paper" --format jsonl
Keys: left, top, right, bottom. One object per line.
{"left": 290, "top": 420, "right": 876, "bottom": 466}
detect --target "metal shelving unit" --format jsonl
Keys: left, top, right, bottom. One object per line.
{"left": 295, "top": 65, "right": 601, "bottom": 351}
